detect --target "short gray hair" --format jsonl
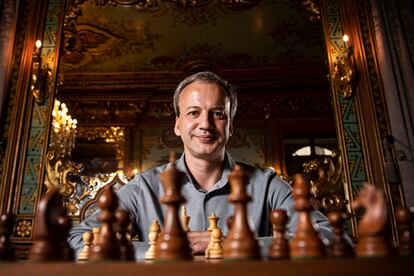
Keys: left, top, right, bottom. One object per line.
{"left": 173, "top": 71, "right": 238, "bottom": 122}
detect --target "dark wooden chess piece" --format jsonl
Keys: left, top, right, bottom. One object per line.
{"left": 154, "top": 152, "right": 192, "bottom": 260}
{"left": 0, "top": 213, "right": 15, "bottom": 261}
{"left": 115, "top": 208, "right": 135, "bottom": 261}
{"left": 29, "top": 188, "right": 69, "bottom": 261}
{"left": 223, "top": 165, "right": 260, "bottom": 260}
{"left": 395, "top": 207, "right": 414, "bottom": 257}
{"left": 226, "top": 215, "right": 234, "bottom": 231}
{"left": 90, "top": 187, "right": 121, "bottom": 261}
{"left": 58, "top": 215, "right": 74, "bottom": 260}
{"left": 327, "top": 211, "right": 353, "bottom": 258}
{"left": 268, "top": 209, "right": 289, "bottom": 259}
{"left": 290, "top": 174, "right": 325, "bottom": 258}
{"left": 352, "top": 183, "right": 393, "bottom": 257}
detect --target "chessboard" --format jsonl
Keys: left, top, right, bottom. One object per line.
{"left": 1, "top": 159, "right": 414, "bottom": 275}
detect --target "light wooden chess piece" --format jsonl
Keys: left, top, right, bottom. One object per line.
{"left": 395, "top": 207, "right": 414, "bottom": 257}
{"left": 223, "top": 165, "right": 260, "bottom": 260}
{"left": 154, "top": 152, "right": 192, "bottom": 260}
{"left": 92, "top": 227, "right": 101, "bottom": 245}
{"left": 205, "top": 213, "right": 219, "bottom": 258}
{"left": 352, "top": 183, "right": 393, "bottom": 257}
{"left": 290, "top": 174, "right": 325, "bottom": 258}
{"left": 181, "top": 205, "right": 191, "bottom": 232}
{"left": 145, "top": 220, "right": 161, "bottom": 260}
{"left": 78, "top": 231, "right": 93, "bottom": 262}
{"left": 268, "top": 209, "right": 289, "bottom": 259}
{"left": 90, "top": 187, "right": 121, "bottom": 261}
{"left": 209, "top": 228, "right": 224, "bottom": 259}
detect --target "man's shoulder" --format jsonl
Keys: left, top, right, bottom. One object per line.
{"left": 234, "top": 161, "right": 289, "bottom": 186}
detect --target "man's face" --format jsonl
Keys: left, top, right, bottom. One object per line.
{"left": 174, "top": 81, "right": 232, "bottom": 161}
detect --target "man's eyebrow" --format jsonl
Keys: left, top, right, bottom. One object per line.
{"left": 185, "top": 106, "right": 200, "bottom": 110}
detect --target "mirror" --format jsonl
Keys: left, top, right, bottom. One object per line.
{"left": 49, "top": 0, "right": 341, "bottom": 221}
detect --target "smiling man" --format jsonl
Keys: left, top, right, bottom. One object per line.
{"left": 68, "top": 71, "right": 333, "bottom": 256}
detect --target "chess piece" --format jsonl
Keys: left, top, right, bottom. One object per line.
{"left": 352, "top": 183, "right": 393, "bottom": 257}
{"left": 92, "top": 227, "right": 101, "bottom": 245}
{"left": 209, "top": 228, "right": 224, "bottom": 259}
{"left": 0, "top": 213, "right": 15, "bottom": 261}
{"left": 154, "top": 152, "right": 192, "bottom": 260}
{"left": 395, "top": 207, "right": 414, "bottom": 257}
{"left": 326, "top": 211, "right": 353, "bottom": 258}
{"left": 290, "top": 174, "right": 325, "bottom": 258}
{"left": 205, "top": 213, "right": 219, "bottom": 258}
{"left": 226, "top": 215, "right": 234, "bottom": 231}
{"left": 223, "top": 165, "right": 260, "bottom": 260}
{"left": 145, "top": 220, "right": 161, "bottom": 260}
{"left": 90, "top": 187, "right": 121, "bottom": 261}
{"left": 29, "top": 188, "right": 69, "bottom": 261}
{"left": 181, "top": 205, "right": 191, "bottom": 232}
{"left": 58, "top": 215, "right": 74, "bottom": 260}
{"left": 78, "top": 231, "right": 93, "bottom": 261}
{"left": 268, "top": 209, "right": 289, "bottom": 259}
{"left": 115, "top": 208, "right": 135, "bottom": 261}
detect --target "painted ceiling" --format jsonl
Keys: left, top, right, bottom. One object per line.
{"left": 61, "top": 0, "right": 327, "bottom": 73}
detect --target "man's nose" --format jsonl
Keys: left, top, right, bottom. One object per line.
{"left": 198, "top": 111, "right": 214, "bottom": 129}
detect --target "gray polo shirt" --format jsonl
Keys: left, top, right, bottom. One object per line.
{"left": 68, "top": 152, "right": 333, "bottom": 252}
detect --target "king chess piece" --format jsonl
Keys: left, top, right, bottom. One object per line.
{"left": 154, "top": 152, "right": 192, "bottom": 260}
{"left": 352, "top": 183, "right": 393, "bottom": 257}
{"left": 0, "top": 213, "right": 16, "bottom": 261}
{"left": 289, "top": 174, "right": 324, "bottom": 258}
{"left": 223, "top": 165, "right": 260, "bottom": 260}
{"left": 90, "top": 187, "right": 121, "bottom": 261}
{"left": 29, "top": 188, "right": 70, "bottom": 261}
{"left": 268, "top": 209, "right": 289, "bottom": 259}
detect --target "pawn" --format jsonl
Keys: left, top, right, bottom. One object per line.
{"left": 223, "top": 165, "right": 260, "bottom": 260}
{"left": 326, "top": 212, "right": 353, "bottom": 258}
{"left": 92, "top": 227, "right": 101, "bottom": 245}
{"left": 90, "top": 188, "right": 121, "bottom": 261}
{"left": 145, "top": 220, "right": 161, "bottom": 260}
{"left": 0, "top": 213, "right": 15, "bottom": 261}
{"left": 395, "top": 207, "right": 414, "bottom": 257}
{"left": 289, "top": 174, "right": 324, "bottom": 258}
{"left": 209, "top": 228, "right": 224, "bottom": 259}
{"left": 115, "top": 209, "right": 135, "bottom": 261}
{"left": 205, "top": 213, "right": 219, "bottom": 258}
{"left": 181, "top": 205, "right": 191, "bottom": 232}
{"left": 78, "top": 231, "right": 93, "bottom": 261}
{"left": 268, "top": 209, "right": 289, "bottom": 259}
{"left": 58, "top": 215, "right": 74, "bottom": 260}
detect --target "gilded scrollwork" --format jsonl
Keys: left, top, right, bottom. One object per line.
{"left": 302, "top": 149, "right": 346, "bottom": 213}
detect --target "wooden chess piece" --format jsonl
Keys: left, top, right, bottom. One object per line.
{"left": 58, "top": 215, "right": 74, "bottom": 260}
{"left": 395, "top": 207, "right": 414, "bottom": 257}
{"left": 92, "top": 227, "right": 101, "bottom": 245}
{"left": 0, "top": 213, "right": 15, "bottom": 261}
{"left": 154, "top": 152, "right": 192, "bottom": 260}
{"left": 181, "top": 205, "right": 191, "bottom": 232}
{"left": 90, "top": 187, "right": 121, "bottom": 261}
{"left": 226, "top": 215, "right": 234, "bottom": 231}
{"left": 115, "top": 208, "right": 135, "bottom": 261}
{"left": 352, "top": 183, "right": 393, "bottom": 257}
{"left": 327, "top": 211, "right": 353, "bottom": 258}
{"left": 209, "top": 228, "right": 224, "bottom": 259}
{"left": 289, "top": 174, "right": 325, "bottom": 258}
{"left": 29, "top": 188, "right": 68, "bottom": 261}
{"left": 145, "top": 220, "right": 161, "bottom": 260}
{"left": 223, "top": 165, "right": 260, "bottom": 260}
{"left": 205, "top": 213, "right": 219, "bottom": 258}
{"left": 78, "top": 231, "right": 93, "bottom": 261}
{"left": 268, "top": 209, "right": 289, "bottom": 259}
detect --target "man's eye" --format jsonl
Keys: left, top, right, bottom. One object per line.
{"left": 187, "top": 111, "right": 199, "bottom": 117}
{"left": 213, "top": 112, "right": 225, "bottom": 119}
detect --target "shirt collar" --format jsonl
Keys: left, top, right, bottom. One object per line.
{"left": 176, "top": 151, "right": 236, "bottom": 192}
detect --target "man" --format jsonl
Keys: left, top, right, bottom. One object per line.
{"left": 68, "top": 71, "right": 333, "bottom": 255}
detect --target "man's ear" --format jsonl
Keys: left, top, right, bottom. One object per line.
{"left": 174, "top": 116, "right": 181, "bottom": 136}
{"left": 229, "top": 121, "right": 234, "bottom": 136}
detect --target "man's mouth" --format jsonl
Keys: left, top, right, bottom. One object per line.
{"left": 194, "top": 135, "right": 216, "bottom": 143}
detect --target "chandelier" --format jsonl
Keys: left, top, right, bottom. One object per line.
{"left": 50, "top": 100, "right": 78, "bottom": 158}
